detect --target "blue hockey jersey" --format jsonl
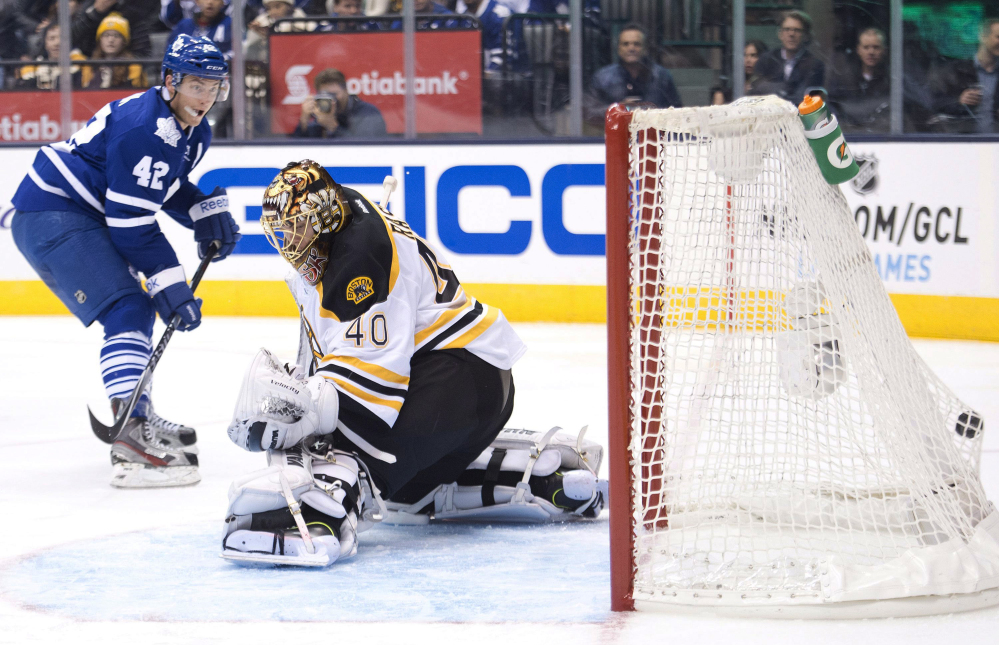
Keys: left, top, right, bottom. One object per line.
{"left": 12, "top": 86, "right": 213, "bottom": 277}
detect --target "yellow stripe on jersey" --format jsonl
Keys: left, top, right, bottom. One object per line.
{"left": 440, "top": 304, "right": 500, "bottom": 350}
{"left": 374, "top": 208, "right": 400, "bottom": 294}
{"left": 414, "top": 297, "right": 475, "bottom": 346}
{"left": 313, "top": 281, "right": 342, "bottom": 322}
{"left": 321, "top": 354, "right": 410, "bottom": 386}
{"left": 325, "top": 375, "right": 404, "bottom": 412}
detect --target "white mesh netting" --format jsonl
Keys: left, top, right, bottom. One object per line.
{"left": 625, "top": 96, "right": 999, "bottom": 611}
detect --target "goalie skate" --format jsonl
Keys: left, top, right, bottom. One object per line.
{"left": 110, "top": 416, "right": 200, "bottom": 489}
{"left": 221, "top": 520, "right": 338, "bottom": 567}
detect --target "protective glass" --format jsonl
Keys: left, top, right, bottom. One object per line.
{"left": 174, "top": 74, "right": 231, "bottom": 103}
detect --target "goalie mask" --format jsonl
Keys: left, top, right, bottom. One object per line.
{"left": 260, "top": 160, "right": 351, "bottom": 275}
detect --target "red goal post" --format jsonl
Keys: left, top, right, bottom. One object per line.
{"left": 605, "top": 103, "right": 636, "bottom": 612}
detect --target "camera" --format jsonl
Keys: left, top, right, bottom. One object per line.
{"left": 314, "top": 93, "right": 336, "bottom": 114}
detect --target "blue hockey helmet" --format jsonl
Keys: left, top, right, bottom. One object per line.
{"left": 162, "top": 34, "right": 230, "bottom": 102}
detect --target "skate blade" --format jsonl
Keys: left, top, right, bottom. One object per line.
{"left": 220, "top": 548, "right": 331, "bottom": 567}
{"left": 110, "top": 463, "right": 201, "bottom": 489}
{"left": 381, "top": 509, "right": 431, "bottom": 525}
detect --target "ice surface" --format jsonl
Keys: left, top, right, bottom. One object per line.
{"left": 0, "top": 318, "right": 996, "bottom": 644}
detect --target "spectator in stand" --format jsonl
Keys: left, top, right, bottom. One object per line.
{"left": 327, "top": 0, "right": 362, "bottom": 15}
{"left": 243, "top": 0, "right": 322, "bottom": 22}
{"left": 160, "top": 0, "right": 198, "bottom": 29}
{"left": 18, "top": 0, "right": 81, "bottom": 58}
{"left": 751, "top": 10, "right": 825, "bottom": 104}
{"left": 363, "top": 0, "right": 389, "bottom": 15}
{"left": 0, "top": 0, "right": 29, "bottom": 70}
{"left": 321, "top": 0, "right": 373, "bottom": 31}
{"left": 17, "top": 21, "right": 81, "bottom": 89}
{"left": 245, "top": 0, "right": 307, "bottom": 60}
{"left": 930, "top": 18, "right": 999, "bottom": 134}
{"left": 712, "top": 40, "right": 768, "bottom": 104}
{"left": 74, "top": 0, "right": 158, "bottom": 57}
{"left": 79, "top": 12, "right": 146, "bottom": 89}
{"left": 168, "top": 0, "right": 233, "bottom": 59}
{"left": 456, "top": 0, "right": 510, "bottom": 71}
{"left": 388, "top": 0, "right": 474, "bottom": 29}
{"left": 826, "top": 28, "right": 890, "bottom": 132}
{"left": 585, "top": 24, "right": 682, "bottom": 127}
{"left": 293, "top": 67, "right": 387, "bottom": 139}
{"left": 523, "top": 0, "right": 600, "bottom": 13}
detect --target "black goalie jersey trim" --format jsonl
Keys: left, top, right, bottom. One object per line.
{"left": 317, "top": 364, "right": 408, "bottom": 399}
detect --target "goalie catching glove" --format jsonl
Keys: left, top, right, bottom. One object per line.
{"left": 227, "top": 348, "right": 339, "bottom": 452}
{"left": 221, "top": 438, "right": 384, "bottom": 567}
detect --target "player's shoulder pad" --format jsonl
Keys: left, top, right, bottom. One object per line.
{"left": 319, "top": 187, "right": 396, "bottom": 321}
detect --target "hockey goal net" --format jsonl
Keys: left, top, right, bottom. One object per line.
{"left": 605, "top": 97, "right": 999, "bottom": 617}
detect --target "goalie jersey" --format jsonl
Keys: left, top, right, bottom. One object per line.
{"left": 286, "top": 187, "right": 526, "bottom": 460}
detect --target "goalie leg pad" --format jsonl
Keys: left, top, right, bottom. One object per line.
{"left": 777, "top": 282, "right": 848, "bottom": 400}
{"left": 222, "top": 443, "right": 376, "bottom": 566}
{"left": 221, "top": 507, "right": 341, "bottom": 567}
{"left": 384, "top": 426, "right": 608, "bottom": 524}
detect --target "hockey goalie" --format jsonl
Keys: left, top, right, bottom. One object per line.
{"left": 220, "top": 160, "right": 607, "bottom": 566}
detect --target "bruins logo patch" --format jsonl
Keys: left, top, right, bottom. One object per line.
{"left": 346, "top": 276, "right": 375, "bottom": 304}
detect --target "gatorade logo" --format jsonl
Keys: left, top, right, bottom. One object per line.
{"left": 827, "top": 135, "right": 854, "bottom": 169}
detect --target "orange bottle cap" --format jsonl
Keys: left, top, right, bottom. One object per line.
{"left": 799, "top": 94, "right": 824, "bottom": 114}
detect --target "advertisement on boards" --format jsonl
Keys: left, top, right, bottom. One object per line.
{"left": 0, "top": 90, "right": 137, "bottom": 142}
{"left": 269, "top": 31, "right": 483, "bottom": 136}
{"left": 842, "top": 144, "right": 998, "bottom": 298}
{"left": 1, "top": 142, "right": 997, "bottom": 302}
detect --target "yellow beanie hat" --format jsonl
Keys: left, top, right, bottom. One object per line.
{"left": 97, "top": 12, "right": 131, "bottom": 45}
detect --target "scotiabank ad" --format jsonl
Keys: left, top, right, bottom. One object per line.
{"left": 0, "top": 90, "right": 134, "bottom": 142}
{"left": 270, "top": 31, "right": 483, "bottom": 135}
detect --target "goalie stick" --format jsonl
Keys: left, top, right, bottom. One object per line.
{"left": 381, "top": 175, "right": 397, "bottom": 209}
{"left": 89, "top": 241, "right": 220, "bottom": 444}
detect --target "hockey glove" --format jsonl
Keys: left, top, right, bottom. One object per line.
{"left": 191, "top": 186, "right": 241, "bottom": 261}
{"left": 146, "top": 265, "right": 202, "bottom": 331}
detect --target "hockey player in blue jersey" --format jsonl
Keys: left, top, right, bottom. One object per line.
{"left": 9, "top": 35, "right": 240, "bottom": 489}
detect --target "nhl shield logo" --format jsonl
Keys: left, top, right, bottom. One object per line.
{"left": 346, "top": 276, "right": 374, "bottom": 304}
{"left": 850, "top": 154, "right": 879, "bottom": 195}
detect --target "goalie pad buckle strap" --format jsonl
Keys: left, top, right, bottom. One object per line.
{"left": 481, "top": 448, "right": 506, "bottom": 507}
{"left": 280, "top": 470, "right": 316, "bottom": 555}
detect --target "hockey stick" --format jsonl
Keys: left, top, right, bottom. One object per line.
{"left": 89, "top": 241, "right": 220, "bottom": 444}
{"left": 381, "top": 175, "right": 397, "bottom": 208}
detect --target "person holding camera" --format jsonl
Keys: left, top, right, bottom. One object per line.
{"left": 293, "top": 68, "right": 388, "bottom": 139}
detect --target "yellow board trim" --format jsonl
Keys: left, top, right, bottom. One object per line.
{"left": 440, "top": 304, "right": 500, "bottom": 350}
{"left": 325, "top": 375, "right": 404, "bottom": 412}
{"left": 321, "top": 354, "right": 410, "bottom": 386}
{"left": 1, "top": 280, "right": 997, "bottom": 342}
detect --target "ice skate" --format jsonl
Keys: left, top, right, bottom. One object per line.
{"left": 110, "top": 415, "right": 200, "bottom": 489}
{"left": 111, "top": 398, "right": 198, "bottom": 454}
